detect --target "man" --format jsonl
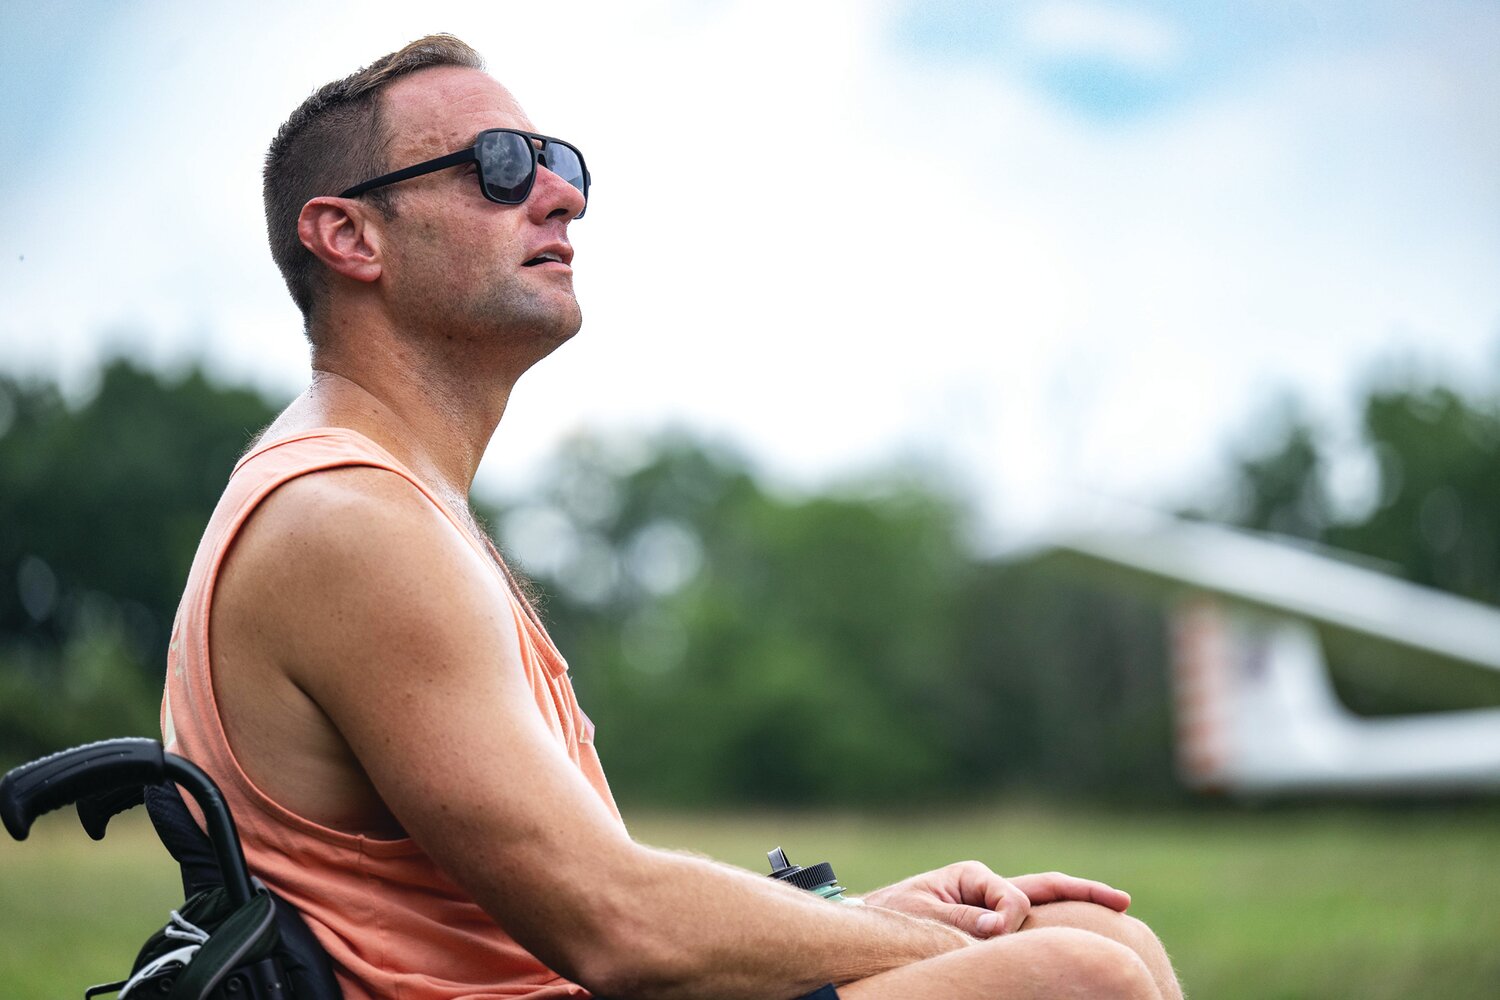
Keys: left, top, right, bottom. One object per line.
{"left": 164, "top": 34, "right": 1183, "bottom": 1000}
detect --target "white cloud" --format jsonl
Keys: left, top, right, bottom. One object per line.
{"left": 1020, "top": 1, "right": 1186, "bottom": 72}
{"left": 0, "top": 0, "right": 1496, "bottom": 543}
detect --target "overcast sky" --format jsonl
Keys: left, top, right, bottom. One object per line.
{"left": 2, "top": 0, "right": 1497, "bottom": 541}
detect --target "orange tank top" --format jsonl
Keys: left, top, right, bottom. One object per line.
{"left": 161, "top": 427, "right": 621, "bottom": 999}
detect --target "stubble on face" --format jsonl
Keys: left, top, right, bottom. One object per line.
{"left": 389, "top": 218, "right": 583, "bottom": 359}
{"left": 460, "top": 245, "right": 583, "bottom": 352}
{"left": 377, "top": 68, "right": 584, "bottom": 367}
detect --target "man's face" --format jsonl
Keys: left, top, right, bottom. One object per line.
{"left": 374, "top": 66, "right": 586, "bottom": 357}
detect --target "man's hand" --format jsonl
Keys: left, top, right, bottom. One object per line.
{"left": 861, "top": 862, "right": 1131, "bottom": 939}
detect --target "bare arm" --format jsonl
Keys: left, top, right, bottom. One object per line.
{"left": 241, "top": 469, "right": 967, "bottom": 999}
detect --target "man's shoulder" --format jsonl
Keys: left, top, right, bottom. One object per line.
{"left": 225, "top": 462, "right": 477, "bottom": 625}
{"left": 249, "top": 461, "right": 441, "bottom": 552}
{"left": 219, "top": 456, "right": 515, "bottom": 693}
{"left": 266, "top": 455, "right": 417, "bottom": 506}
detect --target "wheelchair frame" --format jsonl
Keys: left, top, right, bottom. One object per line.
{"left": 1, "top": 738, "right": 334, "bottom": 999}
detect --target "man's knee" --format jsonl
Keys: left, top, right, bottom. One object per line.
{"left": 1022, "top": 903, "right": 1178, "bottom": 999}
{"left": 1063, "top": 935, "right": 1158, "bottom": 1000}
{"left": 994, "top": 928, "right": 1158, "bottom": 999}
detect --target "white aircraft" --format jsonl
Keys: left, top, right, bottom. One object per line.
{"left": 1015, "top": 518, "right": 1500, "bottom": 795}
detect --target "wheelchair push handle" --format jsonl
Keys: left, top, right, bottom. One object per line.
{"left": 0, "top": 737, "right": 167, "bottom": 841}
{"left": 1, "top": 737, "right": 258, "bottom": 906}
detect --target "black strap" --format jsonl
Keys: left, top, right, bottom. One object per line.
{"left": 145, "top": 783, "right": 222, "bottom": 896}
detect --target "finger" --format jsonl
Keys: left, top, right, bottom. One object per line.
{"left": 946, "top": 902, "right": 1008, "bottom": 938}
{"left": 945, "top": 862, "right": 1032, "bottom": 935}
{"left": 997, "top": 883, "right": 1031, "bottom": 934}
{"left": 1009, "top": 872, "right": 1132, "bottom": 912}
{"left": 962, "top": 883, "right": 1031, "bottom": 936}
{"left": 1015, "top": 872, "right": 1131, "bottom": 911}
{"left": 949, "top": 860, "right": 1013, "bottom": 910}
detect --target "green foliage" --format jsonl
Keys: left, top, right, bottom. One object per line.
{"left": 0, "top": 359, "right": 279, "bottom": 764}
{"left": 944, "top": 567, "right": 1177, "bottom": 799}
{"left": 1207, "top": 376, "right": 1500, "bottom": 716}
{"left": 1326, "top": 385, "right": 1500, "bottom": 605}
{"left": 500, "top": 434, "right": 976, "bottom": 804}
{"left": 1212, "top": 380, "right": 1500, "bottom": 604}
{"left": 0, "top": 627, "right": 160, "bottom": 762}
{"left": 499, "top": 433, "right": 1179, "bottom": 805}
{"left": 11, "top": 351, "right": 1498, "bottom": 803}
{"left": 1215, "top": 395, "right": 1333, "bottom": 541}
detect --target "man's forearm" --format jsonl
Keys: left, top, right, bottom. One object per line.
{"left": 570, "top": 844, "right": 970, "bottom": 1000}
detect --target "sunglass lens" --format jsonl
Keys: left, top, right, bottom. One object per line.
{"left": 541, "top": 142, "right": 587, "bottom": 197}
{"left": 478, "top": 131, "right": 534, "bottom": 202}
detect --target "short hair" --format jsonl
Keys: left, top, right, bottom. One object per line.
{"left": 263, "top": 34, "right": 485, "bottom": 336}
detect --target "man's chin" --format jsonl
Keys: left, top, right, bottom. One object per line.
{"left": 464, "top": 285, "right": 582, "bottom": 353}
{"left": 518, "top": 303, "right": 583, "bottom": 357}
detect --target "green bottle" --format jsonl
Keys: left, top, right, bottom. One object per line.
{"left": 766, "top": 846, "right": 855, "bottom": 903}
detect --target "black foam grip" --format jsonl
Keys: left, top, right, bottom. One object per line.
{"left": 76, "top": 784, "right": 148, "bottom": 841}
{"left": 0, "top": 738, "right": 165, "bottom": 841}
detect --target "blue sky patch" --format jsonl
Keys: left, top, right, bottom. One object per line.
{"left": 0, "top": 4, "right": 125, "bottom": 184}
{"left": 888, "top": 0, "right": 1401, "bottom": 123}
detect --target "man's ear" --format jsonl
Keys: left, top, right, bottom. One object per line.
{"left": 297, "top": 197, "right": 384, "bottom": 285}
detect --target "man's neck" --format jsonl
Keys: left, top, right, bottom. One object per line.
{"left": 278, "top": 285, "right": 574, "bottom": 501}
{"left": 289, "top": 349, "right": 554, "bottom": 634}
{"left": 321, "top": 370, "right": 498, "bottom": 494}
{"left": 282, "top": 333, "right": 517, "bottom": 502}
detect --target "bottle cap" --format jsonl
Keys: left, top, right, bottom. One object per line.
{"left": 767, "top": 846, "right": 840, "bottom": 892}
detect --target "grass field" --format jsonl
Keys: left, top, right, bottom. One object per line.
{"left": 2, "top": 802, "right": 1497, "bottom": 998}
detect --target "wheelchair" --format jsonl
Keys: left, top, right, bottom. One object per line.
{"left": 1, "top": 738, "right": 342, "bottom": 999}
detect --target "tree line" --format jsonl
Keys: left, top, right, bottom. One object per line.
{"left": 3, "top": 357, "right": 1497, "bottom": 803}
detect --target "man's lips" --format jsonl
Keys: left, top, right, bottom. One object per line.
{"left": 521, "top": 243, "right": 573, "bottom": 268}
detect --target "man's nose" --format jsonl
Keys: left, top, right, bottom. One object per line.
{"left": 529, "top": 164, "right": 586, "bottom": 223}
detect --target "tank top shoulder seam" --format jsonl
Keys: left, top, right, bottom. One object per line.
{"left": 235, "top": 426, "right": 397, "bottom": 474}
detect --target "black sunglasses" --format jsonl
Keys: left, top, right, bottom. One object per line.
{"left": 340, "top": 128, "right": 590, "bottom": 218}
